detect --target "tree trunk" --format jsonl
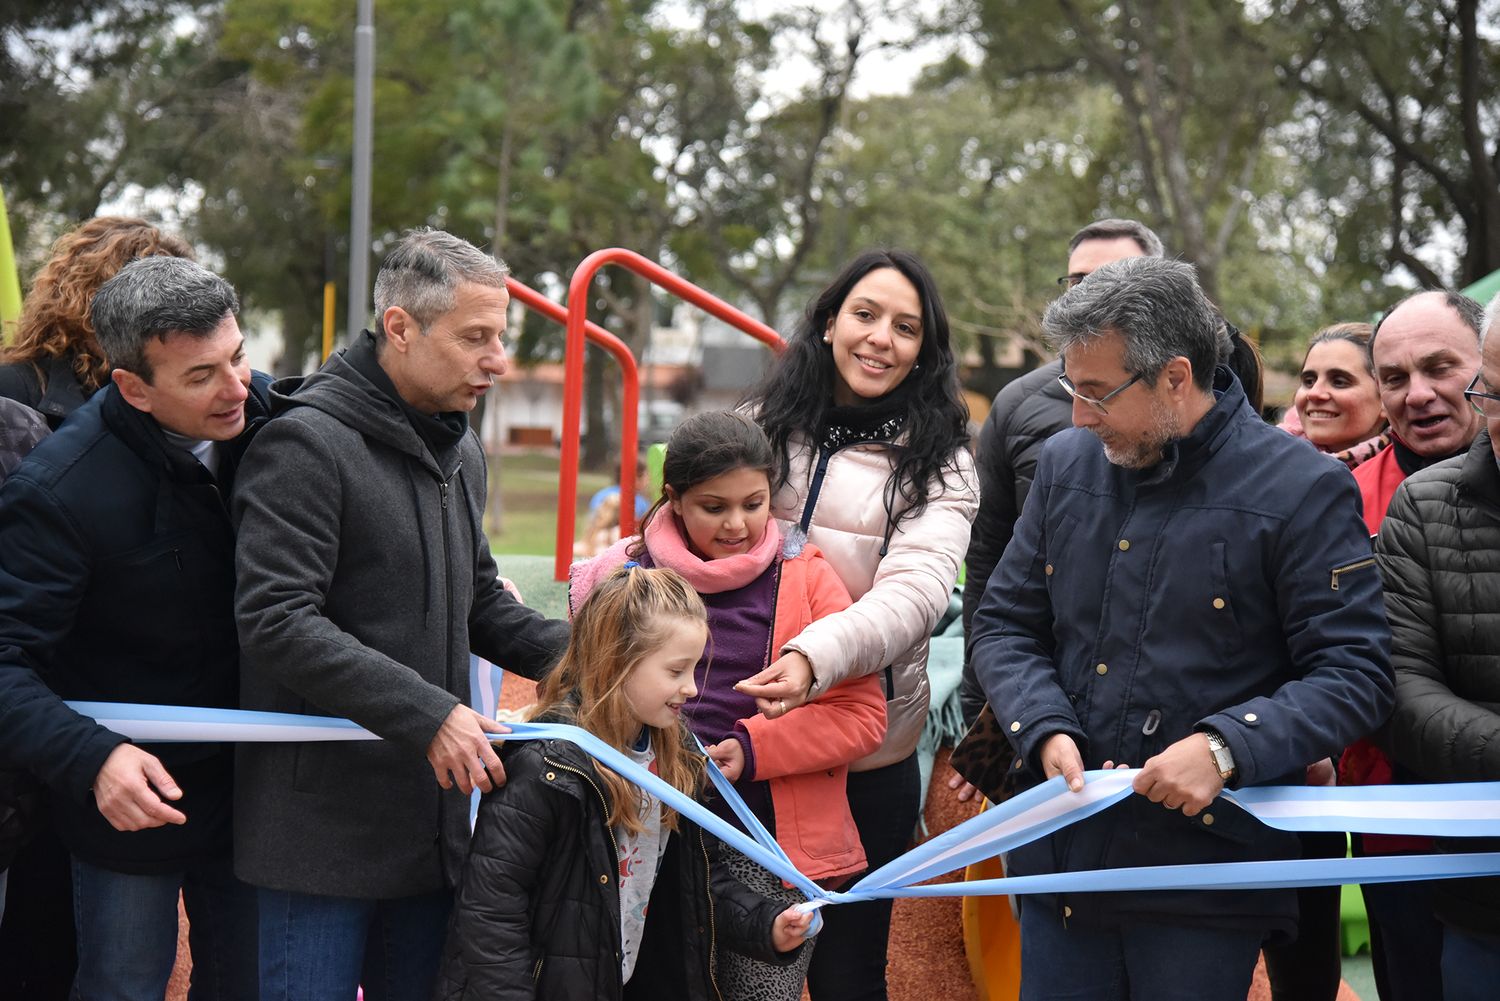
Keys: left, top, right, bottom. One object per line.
{"left": 583, "top": 341, "right": 609, "bottom": 470}
{"left": 485, "top": 123, "right": 514, "bottom": 536}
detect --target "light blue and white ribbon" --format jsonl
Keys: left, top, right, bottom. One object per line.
{"left": 66, "top": 702, "right": 1500, "bottom": 911}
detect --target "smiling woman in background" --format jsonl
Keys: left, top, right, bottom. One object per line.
{"left": 1286, "top": 321, "right": 1388, "bottom": 468}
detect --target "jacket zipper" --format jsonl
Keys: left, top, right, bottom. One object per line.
{"left": 797, "top": 438, "right": 895, "bottom": 535}
{"left": 1330, "top": 557, "right": 1376, "bottom": 590}
{"left": 543, "top": 756, "right": 623, "bottom": 868}
{"left": 543, "top": 754, "right": 626, "bottom": 988}
{"left": 797, "top": 440, "right": 902, "bottom": 697}
{"left": 698, "top": 828, "right": 724, "bottom": 1001}
{"left": 435, "top": 467, "right": 460, "bottom": 869}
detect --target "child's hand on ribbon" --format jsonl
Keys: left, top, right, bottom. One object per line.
{"left": 705, "top": 738, "right": 746, "bottom": 782}
{"left": 771, "top": 904, "right": 817, "bottom": 951}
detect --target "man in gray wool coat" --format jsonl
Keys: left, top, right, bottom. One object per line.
{"left": 231, "top": 228, "right": 570, "bottom": 997}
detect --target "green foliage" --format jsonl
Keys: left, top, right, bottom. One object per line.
{"left": 5, "top": 0, "right": 1497, "bottom": 392}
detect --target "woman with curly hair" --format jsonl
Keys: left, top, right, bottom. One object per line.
{"left": 0, "top": 217, "right": 193, "bottom": 428}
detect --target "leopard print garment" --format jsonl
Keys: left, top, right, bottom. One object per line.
{"left": 715, "top": 845, "right": 817, "bottom": 1001}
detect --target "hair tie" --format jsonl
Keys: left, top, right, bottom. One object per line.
{"left": 622, "top": 560, "right": 641, "bottom": 571}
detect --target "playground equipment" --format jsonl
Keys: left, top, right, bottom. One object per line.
{"left": 551, "top": 248, "right": 784, "bottom": 581}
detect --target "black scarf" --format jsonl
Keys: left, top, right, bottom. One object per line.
{"left": 346, "top": 331, "right": 468, "bottom": 461}
{"left": 818, "top": 379, "right": 914, "bottom": 450}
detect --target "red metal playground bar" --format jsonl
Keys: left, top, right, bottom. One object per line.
{"left": 555, "top": 248, "right": 785, "bottom": 581}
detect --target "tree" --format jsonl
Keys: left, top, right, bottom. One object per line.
{"left": 966, "top": 0, "right": 1305, "bottom": 301}
{"left": 1269, "top": 0, "right": 1500, "bottom": 289}
{"left": 1, "top": 2, "right": 222, "bottom": 266}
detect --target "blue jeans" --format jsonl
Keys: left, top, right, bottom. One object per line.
{"left": 70, "top": 854, "right": 257, "bottom": 1001}
{"left": 1018, "top": 898, "right": 1263, "bottom": 1001}
{"left": 256, "top": 886, "right": 452, "bottom": 1001}
{"left": 1442, "top": 925, "right": 1500, "bottom": 1001}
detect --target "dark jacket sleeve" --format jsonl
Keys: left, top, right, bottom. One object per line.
{"left": 1199, "top": 464, "right": 1394, "bottom": 785}
{"left": 442, "top": 748, "right": 558, "bottom": 1001}
{"left": 961, "top": 368, "right": 1071, "bottom": 728}
{"left": 465, "top": 446, "right": 569, "bottom": 681}
{"left": 702, "top": 830, "right": 802, "bottom": 966}
{"left": 233, "top": 417, "right": 459, "bottom": 752}
{"left": 959, "top": 399, "right": 1014, "bottom": 727}
{"left": 0, "top": 475, "right": 127, "bottom": 799}
{"left": 968, "top": 445, "right": 1085, "bottom": 773}
{"left": 1377, "top": 482, "right": 1500, "bottom": 782}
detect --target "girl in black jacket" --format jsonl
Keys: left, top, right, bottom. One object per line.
{"left": 435, "top": 566, "right": 812, "bottom": 1001}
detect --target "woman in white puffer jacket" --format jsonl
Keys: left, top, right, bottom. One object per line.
{"left": 737, "top": 249, "right": 978, "bottom": 1001}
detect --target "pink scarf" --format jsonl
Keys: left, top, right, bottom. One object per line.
{"left": 641, "top": 510, "right": 781, "bottom": 594}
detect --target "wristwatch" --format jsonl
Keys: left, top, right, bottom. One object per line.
{"left": 1204, "top": 729, "right": 1236, "bottom": 782}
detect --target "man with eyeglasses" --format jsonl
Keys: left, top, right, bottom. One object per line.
{"left": 969, "top": 257, "right": 1393, "bottom": 1000}
{"left": 957, "top": 219, "right": 1164, "bottom": 745}
{"left": 1373, "top": 296, "right": 1500, "bottom": 999}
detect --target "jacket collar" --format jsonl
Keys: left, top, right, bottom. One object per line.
{"left": 1137, "top": 366, "right": 1246, "bottom": 487}
{"left": 34, "top": 355, "right": 90, "bottom": 421}
{"left": 100, "top": 383, "right": 218, "bottom": 486}
{"left": 1457, "top": 428, "right": 1500, "bottom": 512}
{"left": 271, "top": 343, "right": 457, "bottom": 478}
{"left": 98, "top": 374, "right": 275, "bottom": 492}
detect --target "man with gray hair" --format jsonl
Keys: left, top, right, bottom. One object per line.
{"left": 969, "top": 256, "right": 1393, "bottom": 998}
{"left": 0, "top": 254, "right": 266, "bottom": 997}
{"left": 232, "top": 228, "right": 568, "bottom": 995}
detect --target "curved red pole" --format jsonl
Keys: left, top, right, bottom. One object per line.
{"left": 504, "top": 278, "right": 639, "bottom": 582}
{"left": 556, "top": 250, "right": 786, "bottom": 582}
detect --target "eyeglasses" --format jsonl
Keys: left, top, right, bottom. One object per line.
{"left": 1464, "top": 372, "right": 1500, "bottom": 417}
{"left": 1058, "top": 371, "right": 1143, "bottom": 415}
{"left": 1056, "top": 273, "right": 1088, "bottom": 289}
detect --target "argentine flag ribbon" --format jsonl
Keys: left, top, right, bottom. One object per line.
{"left": 66, "top": 702, "right": 1500, "bottom": 909}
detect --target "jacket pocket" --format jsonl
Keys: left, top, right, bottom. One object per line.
{"left": 1205, "top": 540, "right": 1242, "bottom": 664}
{"left": 1330, "top": 557, "right": 1376, "bottom": 591}
{"left": 1042, "top": 513, "right": 1078, "bottom": 588}
{"left": 779, "top": 769, "right": 860, "bottom": 864}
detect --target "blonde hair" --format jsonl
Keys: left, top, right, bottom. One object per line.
{"left": 5, "top": 218, "right": 194, "bottom": 395}
{"left": 532, "top": 566, "right": 706, "bottom": 835}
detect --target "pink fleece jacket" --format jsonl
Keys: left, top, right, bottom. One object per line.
{"left": 570, "top": 514, "right": 888, "bottom": 882}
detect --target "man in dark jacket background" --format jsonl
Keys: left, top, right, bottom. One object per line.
{"left": 0, "top": 256, "right": 265, "bottom": 998}
{"left": 970, "top": 257, "right": 1393, "bottom": 1000}
{"left": 1376, "top": 297, "right": 1500, "bottom": 1000}
{"left": 957, "top": 218, "right": 1163, "bottom": 735}
{"left": 232, "top": 228, "right": 570, "bottom": 998}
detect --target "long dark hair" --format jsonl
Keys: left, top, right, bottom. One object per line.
{"left": 628, "top": 410, "right": 774, "bottom": 559}
{"left": 742, "top": 249, "right": 969, "bottom": 527}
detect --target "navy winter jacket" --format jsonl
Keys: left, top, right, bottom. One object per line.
{"left": 0, "top": 376, "right": 271, "bottom": 872}
{"left": 971, "top": 369, "right": 1393, "bottom": 933}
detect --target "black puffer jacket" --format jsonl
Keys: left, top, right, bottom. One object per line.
{"left": 434, "top": 732, "right": 798, "bottom": 1001}
{"left": 959, "top": 358, "right": 1072, "bottom": 726}
{"left": 1377, "top": 429, "right": 1500, "bottom": 938}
